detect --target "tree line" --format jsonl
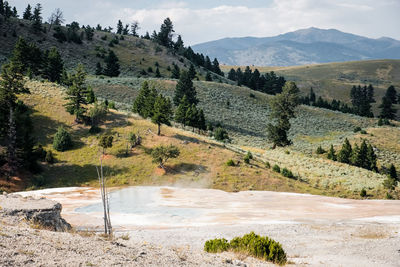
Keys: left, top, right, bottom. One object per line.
{"left": 227, "top": 67, "right": 286, "bottom": 95}
{"left": 300, "top": 85, "right": 398, "bottom": 121}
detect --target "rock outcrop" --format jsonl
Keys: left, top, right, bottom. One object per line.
{"left": 0, "top": 193, "right": 71, "bottom": 231}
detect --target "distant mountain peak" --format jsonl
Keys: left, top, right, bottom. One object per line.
{"left": 192, "top": 28, "right": 400, "bottom": 67}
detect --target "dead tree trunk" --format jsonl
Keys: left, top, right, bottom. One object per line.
{"left": 96, "top": 157, "right": 112, "bottom": 235}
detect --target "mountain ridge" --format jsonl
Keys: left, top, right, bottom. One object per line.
{"left": 192, "top": 27, "right": 400, "bottom": 66}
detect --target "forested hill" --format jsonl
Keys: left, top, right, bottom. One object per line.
{"left": 0, "top": 8, "right": 226, "bottom": 81}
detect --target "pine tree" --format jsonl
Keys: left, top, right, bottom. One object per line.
{"left": 44, "top": 47, "right": 64, "bottom": 83}
{"left": 385, "top": 85, "right": 397, "bottom": 103}
{"left": 32, "top": 3, "right": 42, "bottom": 32}
{"left": 132, "top": 81, "right": 150, "bottom": 118}
{"left": 337, "top": 138, "right": 352, "bottom": 164}
{"left": 185, "top": 104, "right": 199, "bottom": 132}
{"left": 174, "top": 95, "right": 190, "bottom": 126}
{"left": 152, "top": 94, "right": 173, "bottom": 135}
{"left": 144, "top": 86, "right": 157, "bottom": 119}
{"left": 157, "top": 17, "right": 174, "bottom": 48}
{"left": 389, "top": 164, "right": 398, "bottom": 181}
{"left": 130, "top": 21, "right": 140, "bottom": 37}
{"left": 309, "top": 87, "right": 316, "bottom": 103}
{"left": 379, "top": 95, "right": 397, "bottom": 120}
{"left": 155, "top": 67, "right": 161, "bottom": 78}
{"left": 11, "top": 6, "right": 17, "bottom": 17}
{"left": 327, "top": 145, "right": 337, "bottom": 161}
{"left": 212, "top": 58, "right": 222, "bottom": 75}
{"left": 174, "top": 35, "right": 184, "bottom": 54}
{"left": 171, "top": 64, "right": 180, "bottom": 79}
{"left": 352, "top": 140, "right": 368, "bottom": 169}
{"left": 173, "top": 71, "right": 198, "bottom": 106}
{"left": 116, "top": 20, "right": 123, "bottom": 34}
{"left": 197, "top": 109, "right": 206, "bottom": 132}
{"left": 188, "top": 64, "right": 196, "bottom": 80}
{"left": 95, "top": 62, "right": 103, "bottom": 75}
{"left": 64, "top": 65, "right": 88, "bottom": 122}
{"left": 23, "top": 4, "right": 32, "bottom": 20}
{"left": 227, "top": 68, "right": 236, "bottom": 81}
{"left": 104, "top": 50, "right": 120, "bottom": 77}
{"left": 267, "top": 82, "right": 300, "bottom": 147}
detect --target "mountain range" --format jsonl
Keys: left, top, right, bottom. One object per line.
{"left": 192, "top": 27, "right": 400, "bottom": 66}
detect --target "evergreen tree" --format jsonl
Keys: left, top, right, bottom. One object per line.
{"left": 188, "top": 64, "right": 196, "bottom": 80}
{"left": 327, "top": 145, "right": 337, "bottom": 161}
{"left": 157, "top": 17, "right": 174, "bottom": 47}
{"left": 352, "top": 140, "right": 368, "bottom": 169}
{"left": 44, "top": 47, "right": 64, "bottom": 83}
{"left": 185, "top": 104, "right": 199, "bottom": 132}
{"left": 197, "top": 109, "right": 206, "bottom": 132}
{"left": 53, "top": 126, "right": 72, "bottom": 152}
{"left": 11, "top": 37, "right": 43, "bottom": 75}
{"left": 379, "top": 95, "right": 397, "bottom": 120}
{"left": 130, "top": 21, "right": 140, "bottom": 37}
{"left": 309, "top": 87, "right": 316, "bottom": 103}
{"left": 212, "top": 58, "right": 222, "bottom": 75}
{"left": 337, "top": 138, "right": 352, "bottom": 164}
{"left": 64, "top": 65, "right": 88, "bottom": 122}
{"left": 174, "top": 35, "right": 184, "bottom": 54}
{"left": 173, "top": 71, "right": 198, "bottom": 106}
{"left": 103, "top": 50, "right": 120, "bottom": 77}
{"left": 132, "top": 81, "right": 150, "bottom": 118}
{"left": 171, "top": 64, "right": 180, "bottom": 79}
{"left": 23, "top": 4, "right": 32, "bottom": 20}
{"left": 389, "top": 164, "right": 398, "bottom": 181}
{"left": 385, "top": 85, "right": 397, "bottom": 104}
{"left": 116, "top": 20, "right": 123, "bottom": 34}
{"left": 227, "top": 68, "right": 236, "bottom": 81}
{"left": 152, "top": 94, "right": 173, "bottom": 135}
{"left": 174, "top": 95, "right": 190, "bottom": 126}
{"left": 266, "top": 82, "right": 300, "bottom": 147}
{"left": 144, "top": 86, "right": 157, "bottom": 118}
{"left": 122, "top": 24, "right": 129, "bottom": 35}
{"left": 32, "top": 3, "right": 42, "bottom": 32}
{"left": 95, "top": 62, "right": 103, "bottom": 75}
{"left": 11, "top": 6, "right": 17, "bottom": 17}
{"left": 155, "top": 67, "right": 161, "bottom": 78}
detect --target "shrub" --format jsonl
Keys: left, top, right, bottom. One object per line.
{"left": 316, "top": 145, "right": 326, "bottom": 154}
{"left": 353, "top": 126, "right": 362, "bottom": 133}
{"left": 204, "top": 232, "right": 287, "bottom": 265}
{"left": 244, "top": 151, "right": 253, "bottom": 164}
{"left": 89, "top": 125, "right": 101, "bottom": 134}
{"left": 272, "top": 164, "right": 280, "bottom": 173}
{"left": 360, "top": 188, "right": 367, "bottom": 197}
{"left": 108, "top": 101, "right": 116, "bottom": 110}
{"left": 281, "top": 168, "right": 294, "bottom": 179}
{"left": 214, "top": 127, "right": 229, "bottom": 142}
{"left": 249, "top": 93, "right": 256, "bottom": 98}
{"left": 226, "top": 159, "right": 235, "bottom": 166}
{"left": 265, "top": 162, "right": 271, "bottom": 169}
{"left": 53, "top": 127, "right": 73, "bottom": 152}
{"left": 45, "top": 150, "right": 55, "bottom": 164}
{"left": 360, "top": 130, "right": 367, "bottom": 134}
{"left": 204, "top": 238, "right": 230, "bottom": 253}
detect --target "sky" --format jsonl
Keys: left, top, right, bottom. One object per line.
{"left": 11, "top": 0, "right": 400, "bottom": 45}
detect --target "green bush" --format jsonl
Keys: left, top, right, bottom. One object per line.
{"left": 316, "top": 145, "right": 326, "bottom": 154}
{"left": 281, "top": 168, "right": 294, "bottom": 179}
{"left": 214, "top": 127, "right": 229, "bottom": 142}
{"left": 360, "top": 130, "right": 367, "bottom": 134}
{"left": 265, "top": 162, "right": 271, "bottom": 169}
{"left": 360, "top": 188, "right": 367, "bottom": 197}
{"left": 353, "top": 126, "right": 362, "bottom": 133}
{"left": 53, "top": 127, "right": 72, "bottom": 152}
{"left": 272, "top": 164, "right": 280, "bottom": 173}
{"left": 204, "top": 238, "right": 230, "bottom": 253}
{"left": 244, "top": 152, "right": 252, "bottom": 164}
{"left": 204, "top": 232, "right": 287, "bottom": 265}
{"left": 226, "top": 159, "right": 235, "bottom": 166}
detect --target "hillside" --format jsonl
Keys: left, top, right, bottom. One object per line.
{"left": 193, "top": 27, "right": 400, "bottom": 66}
{"left": 221, "top": 59, "right": 400, "bottom": 116}
{"left": 86, "top": 77, "right": 400, "bottom": 198}
{"left": 0, "top": 15, "right": 229, "bottom": 82}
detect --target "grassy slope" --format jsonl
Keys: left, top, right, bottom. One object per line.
{"left": 18, "top": 80, "right": 334, "bottom": 197}
{"left": 87, "top": 77, "right": 400, "bottom": 198}
{"left": 221, "top": 60, "right": 400, "bottom": 115}
{"left": 0, "top": 16, "right": 231, "bottom": 83}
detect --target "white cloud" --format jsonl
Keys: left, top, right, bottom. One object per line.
{"left": 12, "top": 0, "right": 400, "bottom": 44}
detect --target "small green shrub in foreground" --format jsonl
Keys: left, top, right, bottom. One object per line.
{"left": 204, "top": 232, "right": 287, "bottom": 265}
{"left": 281, "top": 168, "right": 294, "bottom": 179}
{"left": 53, "top": 127, "right": 73, "bottom": 152}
